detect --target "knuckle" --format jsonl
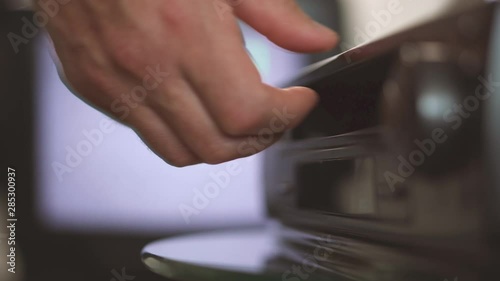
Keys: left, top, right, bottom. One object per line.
{"left": 64, "top": 57, "right": 115, "bottom": 99}
{"left": 60, "top": 41, "right": 113, "bottom": 93}
{"left": 167, "top": 156, "right": 197, "bottom": 167}
{"left": 159, "top": 3, "right": 192, "bottom": 32}
{"left": 107, "top": 39, "right": 146, "bottom": 77}
{"left": 79, "top": 65, "right": 116, "bottom": 98}
{"left": 199, "top": 143, "right": 235, "bottom": 165}
{"left": 150, "top": 88, "right": 185, "bottom": 113}
{"left": 83, "top": 66, "right": 109, "bottom": 90}
{"left": 159, "top": 149, "right": 199, "bottom": 167}
{"left": 219, "top": 107, "right": 268, "bottom": 136}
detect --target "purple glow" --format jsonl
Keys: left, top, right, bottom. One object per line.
{"left": 34, "top": 24, "right": 306, "bottom": 234}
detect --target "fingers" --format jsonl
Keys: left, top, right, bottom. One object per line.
{"left": 55, "top": 41, "right": 202, "bottom": 167}
{"left": 233, "top": 0, "right": 338, "bottom": 53}
{"left": 181, "top": 14, "right": 319, "bottom": 137}
{"left": 146, "top": 76, "right": 282, "bottom": 164}
{"left": 128, "top": 106, "right": 201, "bottom": 167}
{"left": 42, "top": 0, "right": 327, "bottom": 167}
{"left": 142, "top": 73, "right": 316, "bottom": 165}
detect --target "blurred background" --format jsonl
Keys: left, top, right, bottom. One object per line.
{"left": 1, "top": 0, "right": 478, "bottom": 280}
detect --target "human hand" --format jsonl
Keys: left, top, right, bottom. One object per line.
{"left": 39, "top": 0, "right": 338, "bottom": 166}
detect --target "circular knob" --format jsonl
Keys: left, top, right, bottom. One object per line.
{"left": 381, "top": 42, "right": 483, "bottom": 177}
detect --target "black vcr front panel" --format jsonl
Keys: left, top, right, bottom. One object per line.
{"left": 265, "top": 3, "right": 500, "bottom": 280}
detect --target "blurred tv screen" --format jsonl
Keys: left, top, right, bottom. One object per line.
{"left": 34, "top": 23, "right": 306, "bottom": 234}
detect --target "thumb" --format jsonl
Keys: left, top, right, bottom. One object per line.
{"left": 233, "top": 0, "right": 338, "bottom": 53}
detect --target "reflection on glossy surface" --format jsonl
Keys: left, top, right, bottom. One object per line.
{"left": 141, "top": 226, "right": 470, "bottom": 281}
{"left": 142, "top": 3, "right": 500, "bottom": 281}
{"left": 142, "top": 227, "right": 285, "bottom": 281}
{"left": 143, "top": 228, "right": 277, "bottom": 274}
{"left": 142, "top": 227, "right": 334, "bottom": 281}
{"left": 263, "top": 3, "right": 500, "bottom": 280}
{"left": 142, "top": 226, "right": 349, "bottom": 281}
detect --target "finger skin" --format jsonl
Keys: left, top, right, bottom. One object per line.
{"left": 37, "top": 0, "right": 335, "bottom": 166}
{"left": 234, "top": 0, "right": 339, "bottom": 52}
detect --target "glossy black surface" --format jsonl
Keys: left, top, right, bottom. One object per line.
{"left": 141, "top": 2, "right": 500, "bottom": 281}
{"left": 141, "top": 227, "right": 339, "bottom": 281}
{"left": 265, "top": 2, "right": 500, "bottom": 279}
